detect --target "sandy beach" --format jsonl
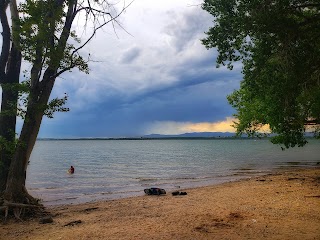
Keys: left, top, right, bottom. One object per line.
{"left": 1, "top": 168, "right": 319, "bottom": 240}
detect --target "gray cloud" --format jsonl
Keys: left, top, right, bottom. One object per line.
{"left": 120, "top": 47, "right": 142, "bottom": 64}
{"left": 163, "top": 6, "right": 213, "bottom": 52}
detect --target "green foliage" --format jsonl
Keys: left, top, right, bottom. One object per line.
{"left": 18, "top": 0, "right": 88, "bottom": 74}
{"left": 0, "top": 133, "right": 18, "bottom": 161}
{"left": 202, "top": 0, "right": 320, "bottom": 148}
{"left": 18, "top": 0, "right": 64, "bottom": 62}
{"left": 14, "top": 80, "right": 70, "bottom": 119}
{"left": 13, "top": 0, "right": 89, "bottom": 119}
{"left": 44, "top": 94, "right": 70, "bottom": 118}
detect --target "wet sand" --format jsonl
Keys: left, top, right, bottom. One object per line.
{"left": 1, "top": 168, "right": 320, "bottom": 240}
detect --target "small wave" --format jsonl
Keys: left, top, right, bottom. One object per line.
{"left": 28, "top": 186, "right": 59, "bottom": 191}
{"left": 173, "top": 177, "right": 197, "bottom": 180}
{"left": 136, "top": 177, "right": 157, "bottom": 182}
{"left": 101, "top": 192, "right": 112, "bottom": 195}
{"left": 83, "top": 192, "right": 97, "bottom": 196}
{"left": 111, "top": 189, "right": 142, "bottom": 195}
{"left": 136, "top": 176, "right": 202, "bottom": 182}
{"left": 237, "top": 168, "right": 255, "bottom": 171}
{"left": 42, "top": 198, "right": 65, "bottom": 203}
{"left": 65, "top": 197, "right": 78, "bottom": 200}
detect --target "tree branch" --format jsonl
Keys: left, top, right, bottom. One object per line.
{"left": 39, "top": 0, "right": 77, "bottom": 86}
{"left": 73, "top": 1, "right": 133, "bottom": 58}
{"left": 52, "top": 0, "right": 134, "bottom": 79}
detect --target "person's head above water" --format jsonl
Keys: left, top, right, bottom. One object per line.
{"left": 69, "top": 166, "right": 75, "bottom": 174}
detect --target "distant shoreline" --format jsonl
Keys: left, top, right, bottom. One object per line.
{"left": 37, "top": 136, "right": 317, "bottom": 141}
{"left": 37, "top": 137, "right": 245, "bottom": 141}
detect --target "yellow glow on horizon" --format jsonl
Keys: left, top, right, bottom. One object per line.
{"left": 181, "top": 117, "right": 237, "bottom": 133}
{"left": 145, "top": 118, "right": 271, "bottom": 135}
{"left": 181, "top": 118, "right": 271, "bottom": 133}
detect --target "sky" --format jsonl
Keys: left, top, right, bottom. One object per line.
{"left": 13, "top": 0, "right": 243, "bottom": 138}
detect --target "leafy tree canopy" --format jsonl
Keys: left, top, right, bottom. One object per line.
{"left": 202, "top": 0, "right": 320, "bottom": 148}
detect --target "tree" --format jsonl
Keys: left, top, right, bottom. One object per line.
{"left": 0, "top": 0, "right": 130, "bottom": 217}
{"left": 201, "top": 0, "right": 320, "bottom": 148}
{"left": 0, "top": 0, "right": 22, "bottom": 195}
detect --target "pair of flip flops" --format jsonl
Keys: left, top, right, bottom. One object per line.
{"left": 172, "top": 191, "right": 187, "bottom": 196}
{"left": 144, "top": 188, "right": 166, "bottom": 195}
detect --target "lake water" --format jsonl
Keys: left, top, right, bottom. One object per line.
{"left": 26, "top": 139, "right": 320, "bottom": 206}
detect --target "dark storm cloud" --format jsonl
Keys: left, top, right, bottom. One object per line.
{"left": 35, "top": 1, "right": 243, "bottom": 138}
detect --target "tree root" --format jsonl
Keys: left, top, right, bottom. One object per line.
{"left": 1, "top": 186, "right": 47, "bottom": 222}
{"left": 0, "top": 206, "right": 9, "bottom": 221}
{"left": 1, "top": 199, "right": 45, "bottom": 222}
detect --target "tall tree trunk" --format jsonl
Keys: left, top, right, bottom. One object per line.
{"left": 3, "top": 0, "right": 73, "bottom": 202}
{"left": 0, "top": 0, "right": 21, "bottom": 195}
{"left": 0, "top": 0, "right": 11, "bottom": 194}
{"left": 0, "top": 88, "right": 17, "bottom": 193}
{"left": 0, "top": 44, "right": 21, "bottom": 194}
{"left": 4, "top": 78, "right": 54, "bottom": 203}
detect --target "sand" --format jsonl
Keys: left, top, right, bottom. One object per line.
{"left": 1, "top": 168, "right": 320, "bottom": 240}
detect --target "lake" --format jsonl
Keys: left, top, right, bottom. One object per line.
{"left": 26, "top": 139, "right": 320, "bottom": 206}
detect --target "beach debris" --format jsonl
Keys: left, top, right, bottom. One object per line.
{"left": 80, "top": 207, "right": 99, "bottom": 213}
{"left": 172, "top": 191, "right": 187, "bottom": 196}
{"left": 194, "top": 224, "right": 211, "bottom": 233}
{"left": 228, "top": 212, "right": 243, "bottom": 219}
{"left": 288, "top": 177, "right": 305, "bottom": 181}
{"left": 64, "top": 220, "right": 82, "bottom": 227}
{"left": 144, "top": 188, "right": 166, "bottom": 195}
{"left": 304, "top": 195, "right": 320, "bottom": 198}
{"left": 39, "top": 216, "right": 53, "bottom": 224}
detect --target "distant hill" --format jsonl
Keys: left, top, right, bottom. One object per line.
{"left": 37, "top": 131, "right": 316, "bottom": 141}
{"left": 144, "top": 132, "right": 318, "bottom": 139}
{"left": 144, "top": 132, "right": 236, "bottom": 138}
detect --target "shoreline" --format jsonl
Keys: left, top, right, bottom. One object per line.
{"left": 2, "top": 167, "right": 320, "bottom": 239}
{"left": 31, "top": 164, "right": 319, "bottom": 207}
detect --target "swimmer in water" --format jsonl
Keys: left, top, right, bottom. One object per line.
{"left": 68, "top": 165, "right": 75, "bottom": 174}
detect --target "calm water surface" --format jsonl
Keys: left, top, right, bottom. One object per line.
{"left": 26, "top": 139, "right": 320, "bottom": 206}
